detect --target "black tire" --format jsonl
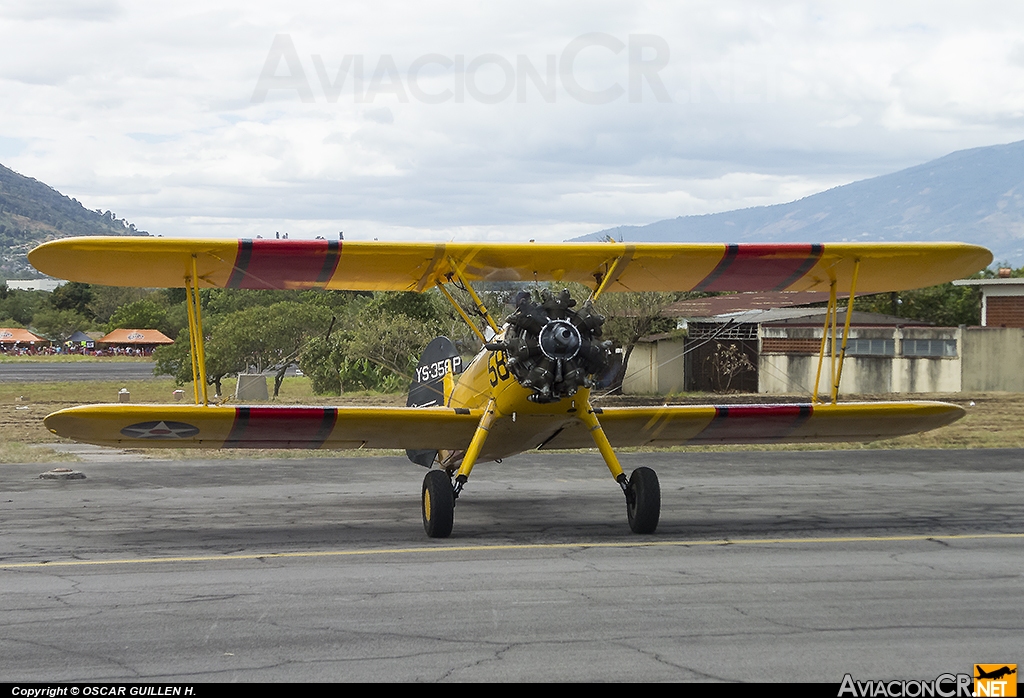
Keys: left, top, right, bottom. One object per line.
{"left": 422, "top": 469, "right": 455, "bottom": 538}
{"left": 626, "top": 466, "right": 660, "bottom": 534}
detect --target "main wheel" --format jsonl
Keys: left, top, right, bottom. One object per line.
{"left": 626, "top": 466, "right": 660, "bottom": 534}
{"left": 422, "top": 469, "right": 455, "bottom": 538}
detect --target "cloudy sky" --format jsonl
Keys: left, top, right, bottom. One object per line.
{"left": 2, "top": 1, "right": 1023, "bottom": 241}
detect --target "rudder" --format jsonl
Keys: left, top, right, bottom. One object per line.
{"left": 406, "top": 336, "right": 463, "bottom": 467}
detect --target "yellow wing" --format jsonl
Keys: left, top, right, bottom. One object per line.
{"left": 44, "top": 401, "right": 963, "bottom": 455}
{"left": 28, "top": 237, "right": 992, "bottom": 293}
{"left": 536, "top": 401, "right": 965, "bottom": 449}
{"left": 44, "top": 404, "right": 482, "bottom": 450}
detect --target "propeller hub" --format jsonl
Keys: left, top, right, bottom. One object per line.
{"left": 538, "top": 320, "right": 581, "bottom": 361}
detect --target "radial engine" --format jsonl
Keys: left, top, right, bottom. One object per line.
{"left": 487, "top": 289, "right": 612, "bottom": 403}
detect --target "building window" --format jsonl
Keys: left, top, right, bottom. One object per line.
{"left": 688, "top": 323, "right": 759, "bottom": 341}
{"left": 843, "top": 339, "right": 895, "bottom": 356}
{"left": 902, "top": 339, "right": 957, "bottom": 357}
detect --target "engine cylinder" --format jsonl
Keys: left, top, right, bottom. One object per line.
{"left": 498, "top": 289, "right": 611, "bottom": 402}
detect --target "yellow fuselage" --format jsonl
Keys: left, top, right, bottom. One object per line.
{"left": 446, "top": 340, "right": 593, "bottom": 459}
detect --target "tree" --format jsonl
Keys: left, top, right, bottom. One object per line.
{"left": 594, "top": 291, "right": 679, "bottom": 392}
{"left": 153, "top": 329, "right": 200, "bottom": 389}
{"left": 0, "top": 289, "right": 49, "bottom": 326}
{"left": 364, "top": 291, "right": 446, "bottom": 323}
{"left": 204, "top": 288, "right": 298, "bottom": 315}
{"left": 32, "top": 308, "right": 91, "bottom": 342}
{"left": 299, "top": 334, "right": 347, "bottom": 395}
{"left": 300, "top": 311, "right": 443, "bottom": 394}
{"left": 155, "top": 301, "right": 333, "bottom": 397}
{"left": 107, "top": 299, "right": 169, "bottom": 333}
{"left": 852, "top": 265, "right": 1024, "bottom": 327}
{"left": 299, "top": 290, "right": 472, "bottom": 395}
{"left": 854, "top": 283, "right": 981, "bottom": 326}
{"left": 50, "top": 282, "right": 94, "bottom": 317}
{"left": 706, "top": 342, "right": 756, "bottom": 392}
{"left": 88, "top": 286, "right": 150, "bottom": 324}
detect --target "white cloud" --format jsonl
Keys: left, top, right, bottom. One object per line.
{"left": 0, "top": 0, "right": 123, "bottom": 22}
{"left": 2, "top": 0, "right": 1024, "bottom": 241}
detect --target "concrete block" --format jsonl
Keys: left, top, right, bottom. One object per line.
{"left": 235, "top": 374, "right": 269, "bottom": 401}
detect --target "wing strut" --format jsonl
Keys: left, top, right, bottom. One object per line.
{"left": 589, "top": 254, "right": 625, "bottom": 303}
{"left": 435, "top": 281, "right": 487, "bottom": 344}
{"left": 184, "top": 255, "right": 209, "bottom": 406}
{"left": 448, "top": 258, "right": 500, "bottom": 335}
{"left": 811, "top": 258, "right": 861, "bottom": 404}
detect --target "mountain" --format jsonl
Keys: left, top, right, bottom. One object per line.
{"left": 0, "top": 163, "right": 147, "bottom": 281}
{"left": 577, "top": 140, "right": 1024, "bottom": 265}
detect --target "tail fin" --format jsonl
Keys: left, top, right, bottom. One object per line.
{"left": 406, "top": 336, "right": 463, "bottom": 467}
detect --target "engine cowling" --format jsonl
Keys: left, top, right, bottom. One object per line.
{"left": 491, "top": 289, "right": 611, "bottom": 403}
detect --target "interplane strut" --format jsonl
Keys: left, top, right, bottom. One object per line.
{"left": 812, "top": 259, "right": 861, "bottom": 405}
{"left": 184, "top": 255, "right": 209, "bottom": 406}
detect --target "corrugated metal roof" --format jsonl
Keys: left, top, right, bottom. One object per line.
{"left": 663, "top": 291, "right": 848, "bottom": 318}
{"left": 688, "top": 308, "right": 929, "bottom": 326}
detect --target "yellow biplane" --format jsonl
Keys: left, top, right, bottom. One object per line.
{"left": 29, "top": 238, "right": 992, "bottom": 537}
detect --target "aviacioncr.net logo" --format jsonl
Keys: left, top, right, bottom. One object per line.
{"left": 839, "top": 674, "right": 973, "bottom": 698}
{"left": 974, "top": 665, "right": 1017, "bottom": 697}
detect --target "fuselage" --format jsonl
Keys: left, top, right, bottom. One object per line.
{"left": 447, "top": 337, "right": 592, "bottom": 461}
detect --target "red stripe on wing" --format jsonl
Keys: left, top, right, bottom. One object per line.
{"left": 225, "top": 407, "right": 339, "bottom": 448}
{"left": 694, "top": 244, "right": 823, "bottom": 292}
{"left": 227, "top": 240, "right": 341, "bottom": 289}
{"left": 689, "top": 404, "right": 813, "bottom": 444}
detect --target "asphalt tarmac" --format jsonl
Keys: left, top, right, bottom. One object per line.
{"left": 0, "top": 361, "right": 158, "bottom": 382}
{"left": 0, "top": 362, "right": 304, "bottom": 381}
{"left": 1, "top": 449, "right": 1021, "bottom": 682}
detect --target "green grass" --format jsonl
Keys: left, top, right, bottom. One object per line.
{"left": 0, "top": 442, "right": 79, "bottom": 464}
{"left": 0, "top": 376, "right": 406, "bottom": 461}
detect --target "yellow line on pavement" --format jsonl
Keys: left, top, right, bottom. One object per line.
{"left": 2, "top": 532, "right": 1023, "bottom": 570}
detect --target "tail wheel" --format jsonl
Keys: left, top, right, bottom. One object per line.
{"left": 626, "top": 467, "right": 660, "bottom": 534}
{"left": 422, "top": 469, "right": 455, "bottom": 538}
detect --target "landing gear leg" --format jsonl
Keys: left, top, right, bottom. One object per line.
{"left": 422, "top": 398, "right": 499, "bottom": 538}
{"left": 579, "top": 402, "right": 661, "bottom": 534}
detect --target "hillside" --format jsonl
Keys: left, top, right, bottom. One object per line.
{"left": 0, "top": 164, "right": 147, "bottom": 281}
{"left": 579, "top": 140, "right": 1024, "bottom": 265}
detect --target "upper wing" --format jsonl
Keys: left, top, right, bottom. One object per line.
{"left": 44, "top": 404, "right": 482, "bottom": 450}
{"left": 28, "top": 237, "right": 991, "bottom": 293}
{"left": 537, "top": 401, "right": 965, "bottom": 449}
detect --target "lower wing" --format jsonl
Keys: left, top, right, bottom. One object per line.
{"left": 43, "top": 401, "right": 963, "bottom": 453}
{"left": 540, "top": 401, "right": 964, "bottom": 449}
{"left": 43, "top": 405, "right": 482, "bottom": 450}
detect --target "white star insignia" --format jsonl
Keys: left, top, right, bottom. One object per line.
{"left": 121, "top": 420, "right": 200, "bottom": 439}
